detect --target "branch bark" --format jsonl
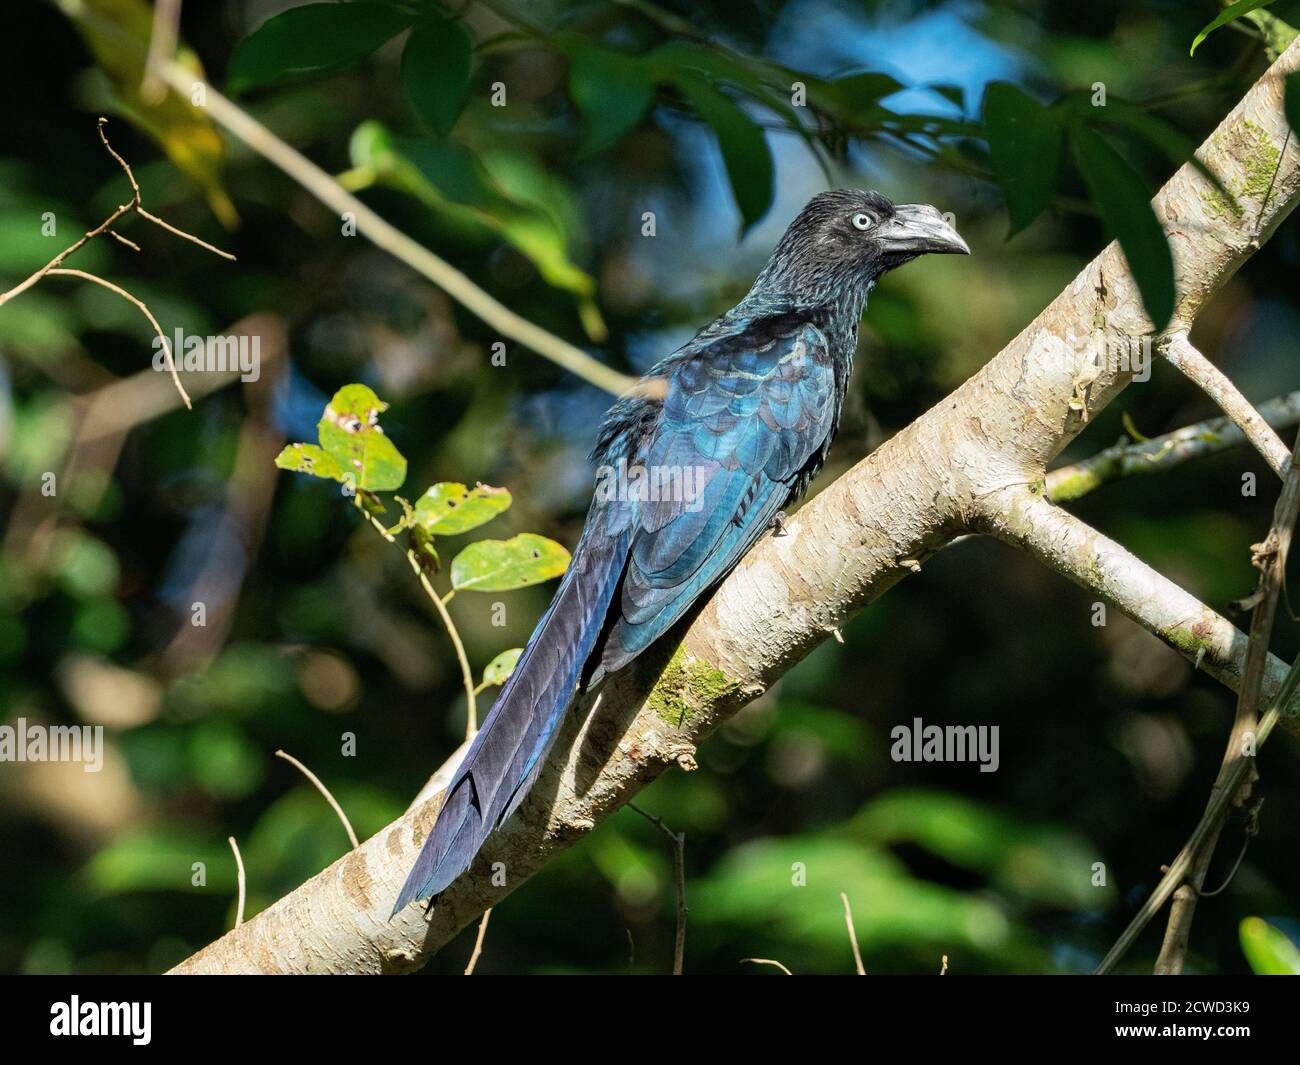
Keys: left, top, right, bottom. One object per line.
{"left": 169, "top": 40, "right": 1300, "bottom": 974}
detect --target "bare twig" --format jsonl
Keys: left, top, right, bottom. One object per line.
{"left": 840, "top": 892, "right": 866, "bottom": 975}
{"left": 228, "top": 836, "right": 246, "bottom": 928}
{"left": 275, "top": 749, "right": 360, "bottom": 850}
{"left": 628, "top": 802, "right": 687, "bottom": 975}
{"left": 1159, "top": 332, "right": 1290, "bottom": 477}
{"left": 44, "top": 268, "right": 190, "bottom": 410}
{"left": 0, "top": 118, "right": 234, "bottom": 410}
{"left": 741, "top": 957, "right": 793, "bottom": 975}
{"left": 464, "top": 909, "right": 492, "bottom": 975}
{"left": 1097, "top": 444, "right": 1300, "bottom": 976}
{"left": 1047, "top": 389, "right": 1300, "bottom": 502}
{"left": 1150, "top": 428, "right": 1300, "bottom": 974}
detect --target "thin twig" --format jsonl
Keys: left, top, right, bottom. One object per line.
{"left": 45, "top": 268, "right": 191, "bottom": 410}
{"left": 1047, "top": 389, "right": 1300, "bottom": 502}
{"left": 464, "top": 909, "right": 492, "bottom": 974}
{"left": 275, "top": 749, "right": 360, "bottom": 849}
{"left": 228, "top": 836, "right": 246, "bottom": 928}
{"left": 1150, "top": 428, "right": 1300, "bottom": 973}
{"left": 628, "top": 802, "right": 687, "bottom": 975}
{"left": 1159, "top": 332, "right": 1290, "bottom": 477}
{"left": 0, "top": 118, "right": 234, "bottom": 411}
{"left": 1097, "top": 426, "right": 1300, "bottom": 972}
{"left": 741, "top": 957, "right": 793, "bottom": 975}
{"left": 840, "top": 891, "right": 867, "bottom": 974}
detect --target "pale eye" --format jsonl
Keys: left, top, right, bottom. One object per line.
{"left": 851, "top": 212, "right": 874, "bottom": 231}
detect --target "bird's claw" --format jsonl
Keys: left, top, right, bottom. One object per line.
{"left": 770, "top": 511, "right": 788, "bottom": 537}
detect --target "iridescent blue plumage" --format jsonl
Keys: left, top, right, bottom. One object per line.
{"left": 393, "top": 190, "right": 969, "bottom": 914}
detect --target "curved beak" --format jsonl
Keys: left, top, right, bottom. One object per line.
{"left": 877, "top": 203, "right": 970, "bottom": 256}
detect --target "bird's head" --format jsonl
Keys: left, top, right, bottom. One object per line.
{"left": 754, "top": 189, "right": 969, "bottom": 305}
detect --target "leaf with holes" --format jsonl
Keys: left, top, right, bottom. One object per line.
{"left": 316, "top": 384, "right": 407, "bottom": 492}
{"left": 450, "top": 534, "right": 570, "bottom": 592}
{"left": 414, "top": 483, "right": 512, "bottom": 536}
{"left": 274, "top": 443, "right": 348, "bottom": 484}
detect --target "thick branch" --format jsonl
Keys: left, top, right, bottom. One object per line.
{"left": 169, "top": 40, "right": 1300, "bottom": 974}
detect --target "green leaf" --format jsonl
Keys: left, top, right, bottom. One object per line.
{"left": 450, "top": 533, "right": 570, "bottom": 592}
{"left": 983, "top": 82, "right": 1062, "bottom": 236}
{"left": 1240, "top": 917, "right": 1300, "bottom": 974}
{"left": 275, "top": 443, "right": 349, "bottom": 483}
{"left": 810, "top": 72, "right": 906, "bottom": 117}
{"left": 482, "top": 647, "right": 523, "bottom": 687}
{"left": 1287, "top": 72, "right": 1300, "bottom": 137}
{"left": 229, "top": 2, "right": 413, "bottom": 93}
{"left": 316, "top": 384, "right": 407, "bottom": 492}
{"left": 400, "top": 14, "right": 474, "bottom": 137}
{"left": 674, "top": 75, "right": 774, "bottom": 233}
{"left": 1059, "top": 93, "right": 1236, "bottom": 208}
{"left": 1190, "top": 0, "right": 1276, "bottom": 56}
{"left": 413, "top": 482, "right": 512, "bottom": 535}
{"left": 569, "top": 45, "right": 656, "bottom": 155}
{"left": 348, "top": 123, "right": 605, "bottom": 338}
{"left": 1071, "top": 125, "right": 1175, "bottom": 330}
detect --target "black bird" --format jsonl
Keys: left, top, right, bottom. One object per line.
{"left": 394, "top": 189, "right": 969, "bottom": 913}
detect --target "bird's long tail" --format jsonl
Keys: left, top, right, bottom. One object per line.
{"left": 393, "top": 529, "right": 628, "bottom": 913}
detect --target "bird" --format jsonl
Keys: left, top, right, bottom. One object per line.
{"left": 393, "top": 189, "right": 969, "bottom": 914}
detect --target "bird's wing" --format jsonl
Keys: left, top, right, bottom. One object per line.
{"left": 595, "top": 314, "right": 838, "bottom": 677}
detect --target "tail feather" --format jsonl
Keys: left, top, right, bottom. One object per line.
{"left": 392, "top": 531, "right": 628, "bottom": 914}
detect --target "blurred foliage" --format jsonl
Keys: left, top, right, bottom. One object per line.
{"left": 1, "top": 0, "right": 1299, "bottom": 975}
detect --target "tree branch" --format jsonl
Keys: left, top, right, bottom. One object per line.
{"left": 1046, "top": 389, "right": 1300, "bottom": 501}
{"left": 1159, "top": 331, "right": 1290, "bottom": 476}
{"left": 168, "top": 39, "right": 1300, "bottom": 974}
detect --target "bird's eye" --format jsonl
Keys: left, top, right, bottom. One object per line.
{"left": 851, "top": 212, "right": 875, "bottom": 231}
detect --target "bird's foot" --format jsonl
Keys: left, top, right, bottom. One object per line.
{"left": 770, "top": 511, "right": 788, "bottom": 537}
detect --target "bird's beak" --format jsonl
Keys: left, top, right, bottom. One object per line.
{"left": 876, "top": 203, "right": 970, "bottom": 256}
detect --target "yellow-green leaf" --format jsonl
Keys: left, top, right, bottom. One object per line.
{"left": 316, "top": 385, "right": 407, "bottom": 492}
{"left": 1240, "top": 917, "right": 1300, "bottom": 974}
{"left": 450, "top": 533, "right": 570, "bottom": 592}
{"left": 414, "top": 482, "right": 512, "bottom": 536}
{"left": 482, "top": 647, "right": 523, "bottom": 687}
{"left": 274, "top": 443, "right": 348, "bottom": 483}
